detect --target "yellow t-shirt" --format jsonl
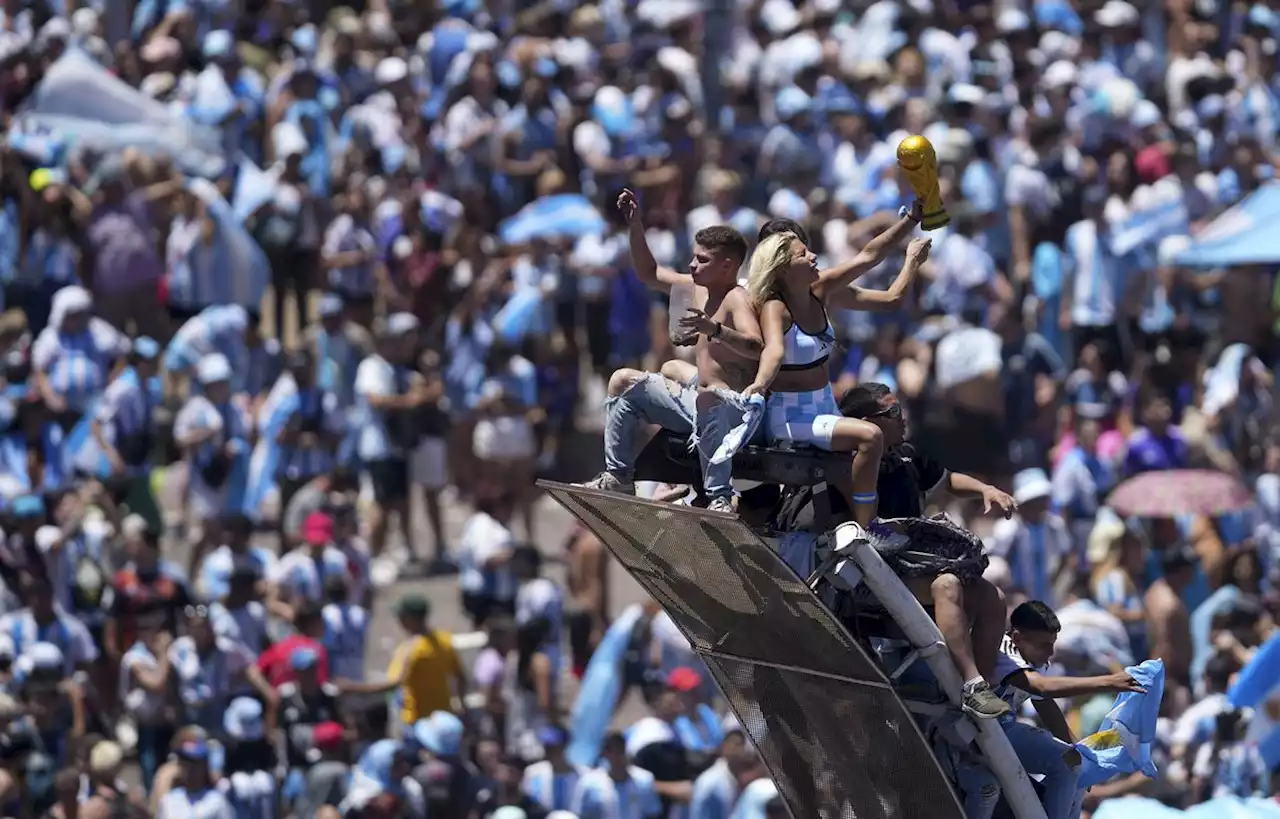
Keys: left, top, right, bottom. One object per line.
{"left": 387, "top": 630, "right": 461, "bottom": 724}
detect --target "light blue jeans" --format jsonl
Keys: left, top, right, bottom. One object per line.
{"left": 603, "top": 373, "right": 696, "bottom": 480}
{"left": 1000, "top": 719, "right": 1083, "bottom": 819}
{"left": 694, "top": 387, "right": 756, "bottom": 502}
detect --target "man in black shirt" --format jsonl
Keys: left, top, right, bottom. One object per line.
{"left": 837, "top": 383, "right": 1017, "bottom": 520}
{"left": 773, "top": 382, "right": 1017, "bottom": 717}
{"left": 839, "top": 382, "right": 1017, "bottom": 718}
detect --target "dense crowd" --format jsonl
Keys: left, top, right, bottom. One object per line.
{"left": 3, "top": 0, "right": 1280, "bottom": 816}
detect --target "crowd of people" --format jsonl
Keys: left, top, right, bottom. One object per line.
{"left": 2, "top": 0, "right": 1280, "bottom": 816}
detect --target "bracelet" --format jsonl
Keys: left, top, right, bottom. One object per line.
{"left": 711, "top": 321, "right": 723, "bottom": 339}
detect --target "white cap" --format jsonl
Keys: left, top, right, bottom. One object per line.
{"left": 90, "top": 741, "right": 124, "bottom": 773}
{"left": 1042, "top": 60, "right": 1078, "bottom": 90}
{"left": 272, "top": 122, "right": 308, "bottom": 159}
{"left": 1012, "top": 468, "right": 1053, "bottom": 504}
{"left": 761, "top": 0, "right": 801, "bottom": 35}
{"left": 387, "top": 312, "right": 420, "bottom": 336}
{"left": 1130, "top": 99, "right": 1162, "bottom": 129}
{"left": 24, "top": 641, "right": 65, "bottom": 672}
{"left": 948, "top": 83, "right": 986, "bottom": 106}
{"left": 375, "top": 56, "right": 409, "bottom": 85}
{"left": 197, "top": 353, "right": 233, "bottom": 385}
{"left": 996, "top": 8, "right": 1031, "bottom": 32}
{"left": 1095, "top": 0, "right": 1139, "bottom": 27}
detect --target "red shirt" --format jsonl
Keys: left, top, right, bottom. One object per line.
{"left": 256, "top": 635, "right": 330, "bottom": 688}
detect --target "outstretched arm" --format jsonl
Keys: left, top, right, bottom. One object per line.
{"left": 814, "top": 202, "right": 922, "bottom": 301}
{"left": 827, "top": 236, "right": 931, "bottom": 312}
{"left": 619, "top": 188, "right": 687, "bottom": 293}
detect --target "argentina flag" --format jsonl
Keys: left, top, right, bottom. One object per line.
{"left": 1075, "top": 658, "right": 1165, "bottom": 788}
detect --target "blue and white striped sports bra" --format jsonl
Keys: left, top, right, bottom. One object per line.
{"left": 780, "top": 304, "right": 835, "bottom": 371}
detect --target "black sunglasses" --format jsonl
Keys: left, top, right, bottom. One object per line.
{"left": 868, "top": 404, "right": 903, "bottom": 421}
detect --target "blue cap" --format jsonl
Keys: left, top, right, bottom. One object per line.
{"left": 535, "top": 57, "right": 558, "bottom": 78}
{"left": 775, "top": 86, "right": 812, "bottom": 121}
{"left": 290, "top": 646, "right": 320, "bottom": 671}
{"left": 133, "top": 336, "right": 160, "bottom": 359}
{"left": 176, "top": 739, "right": 210, "bottom": 760}
{"left": 416, "top": 711, "right": 464, "bottom": 756}
{"left": 537, "top": 724, "right": 569, "bottom": 747}
{"left": 11, "top": 495, "right": 45, "bottom": 519}
{"left": 224, "top": 697, "right": 265, "bottom": 741}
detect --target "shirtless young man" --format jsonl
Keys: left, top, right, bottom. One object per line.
{"left": 577, "top": 189, "right": 763, "bottom": 511}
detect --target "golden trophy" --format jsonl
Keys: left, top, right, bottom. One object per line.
{"left": 896, "top": 135, "right": 950, "bottom": 231}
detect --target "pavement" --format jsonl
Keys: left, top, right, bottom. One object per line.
{"left": 153, "top": 456, "right": 654, "bottom": 724}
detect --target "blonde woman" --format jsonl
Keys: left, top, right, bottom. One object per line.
{"left": 744, "top": 218, "right": 930, "bottom": 526}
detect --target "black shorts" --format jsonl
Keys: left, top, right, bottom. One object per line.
{"left": 461, "top": 593, "right": 515, "bottom": 629}
{"left": 367, "top": 458, "right": 409, "bottom": 504}
{"left": 568, "top": 609, "right": 595, "bottom": 673}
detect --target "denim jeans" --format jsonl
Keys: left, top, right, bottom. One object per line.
{"left": 957, "top": 758, "right": 1001, "bottom": 819}
{"left": 694, "top": 387, "right": 756, "bottom": 501}
{"left": 1000, "top": 719, "right": 1083, "bottom": 819}
{"left": 602, "top": 374, "right": 696, "bottom": 480}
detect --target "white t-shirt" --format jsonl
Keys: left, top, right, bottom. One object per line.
{"left": 354, "top": 354, "right": 399, "bottom": 461}
{"left": 458, "top": 511, "right": 516, "bottom": 601}
{"left": 158, "top": 787, "right": 235, "bottom": 819}
{"left": 270, "top": 547, "right": 352, "bottom": 604}
{"left": 992, "top": 635, "right": 1049, "bottom": 714}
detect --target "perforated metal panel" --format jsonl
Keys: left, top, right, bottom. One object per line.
{"left": 543, "top": 482, "right": 965, "bottom": 819}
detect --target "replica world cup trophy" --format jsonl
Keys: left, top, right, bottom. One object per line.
{"left": 896, "top": 135, "right": 950, "bottom": 231}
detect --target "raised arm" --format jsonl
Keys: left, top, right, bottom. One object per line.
{"left": 618, "top": 188, "right": 686, "bottom": 293}
{"left": 827, "top": 236, "right": 931, "bottom": 312}
{"left": 744, "top": 300, "right": 788, "bottom": 396}
{"left": 814, "top": 201, "right": 922, "bottom": 301}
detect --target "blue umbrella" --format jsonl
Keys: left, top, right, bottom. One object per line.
{"left": 499, "top": 194, "right": 607, "bottom": 244}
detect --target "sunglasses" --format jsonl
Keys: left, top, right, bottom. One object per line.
{"left": 184, "top": 604, "right": 210, "bottom": 620}
{"left": 868, "top": 404, "right": 903, "bottom": 421}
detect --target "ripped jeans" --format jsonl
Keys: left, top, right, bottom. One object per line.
{"left": 695, "top": 387, "right": 758, "bottom": 502}
{"left": 601, "top": 374, "right": 756, "bottom": 501}
{"left": 603, "top": 373, "right": 696, "bottom": 481}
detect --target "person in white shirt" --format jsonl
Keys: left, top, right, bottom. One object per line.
{"left": 514, "top": 545, "right": 564, "bottom": 672}
{"left": 458, "top": 492, "right": 518, "bottom": 628}
{"left": 269, "top": 512, "right": 352, "bottom": 614}
{"left": 572, "top": 731, "right": 664, "bottom": 819}
{"left": 354, "top": 314, "right": 426, "bottom": 562}
{"left": 321, "top": 575, "right": 368, "bottom": 683}
{"left": 990, "top": 601, "right": 1144, "bottom": 819}
{"left": 522, "top": 725, "right": 586, "bottom": 813}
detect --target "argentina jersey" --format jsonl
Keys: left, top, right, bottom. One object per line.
{"left": 321, "top": 602, "right": 368, "bottom": 682}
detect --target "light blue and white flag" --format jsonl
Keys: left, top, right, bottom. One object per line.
{"left": 710, "top": 394, "right": 765, "bottom": 466}
{"left": 1075, "top": 658, "right": 1165, "bottom": 788}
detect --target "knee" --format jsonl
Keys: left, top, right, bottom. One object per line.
{"left": 931, "top": 572, "right": 963, "bottom": 601}
{"left": 607, "top": 368, "right": 647, "bottom": 397}
{"left": 967, "top": 577, "right": 1003, "bottom": 612}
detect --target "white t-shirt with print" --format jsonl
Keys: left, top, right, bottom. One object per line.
{"left": 992, "top": 635, "right": 1049, "bottom": 714}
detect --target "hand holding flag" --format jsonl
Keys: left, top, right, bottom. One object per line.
{"left": 1075, "top": 659, "right": 1166, "bottom": 789}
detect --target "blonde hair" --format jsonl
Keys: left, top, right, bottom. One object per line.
{"left": 746, "top": 232, "right": 798, "bottom": 307}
